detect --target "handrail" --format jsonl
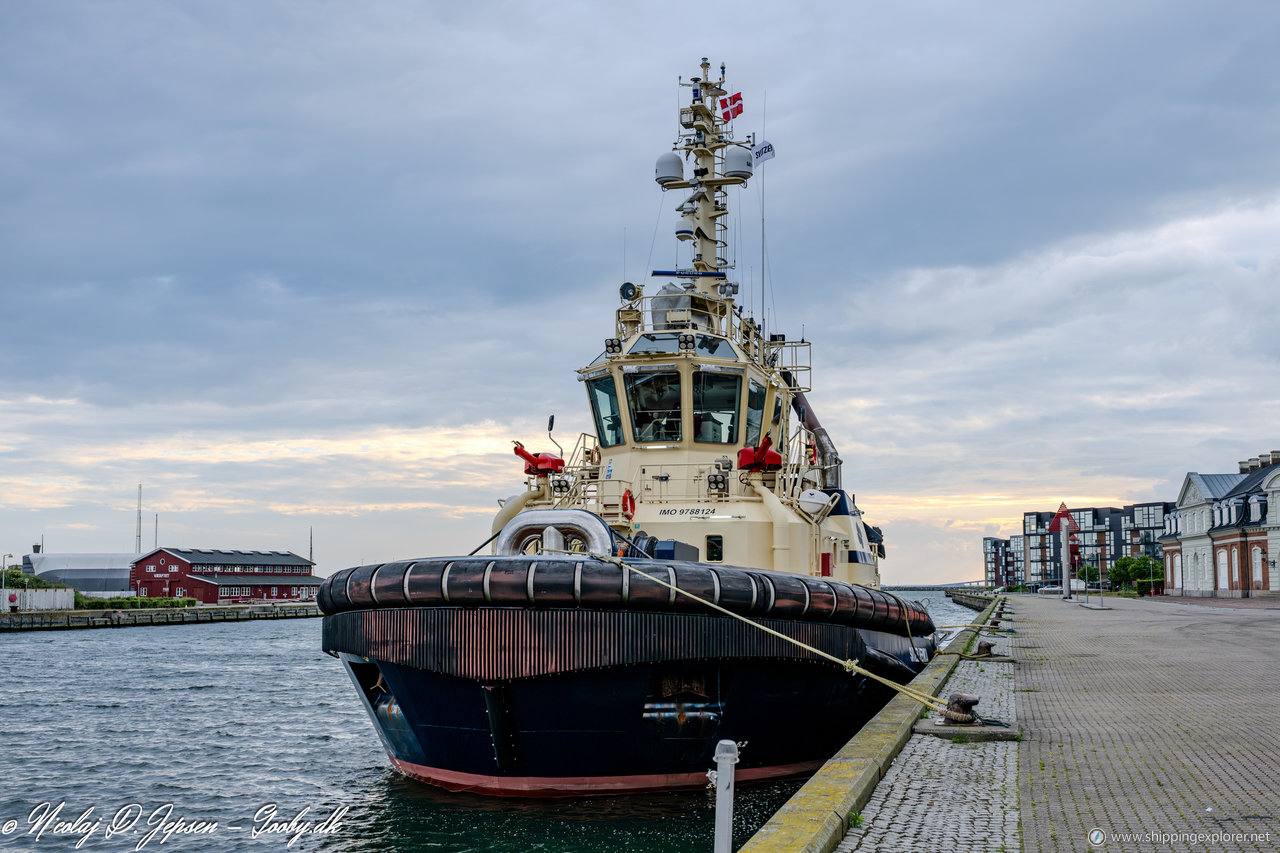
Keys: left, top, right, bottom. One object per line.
{"left": 612, "top": 293, "right": 811, "bottom": 383}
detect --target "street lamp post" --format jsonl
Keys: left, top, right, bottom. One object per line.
{"left": 2, "top": 553, "right": 13, "bottom": 614}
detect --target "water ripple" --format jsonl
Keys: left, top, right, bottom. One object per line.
{"left": 0, "top": 619, "right": 795, "bottom": 852}
{"left": 0, "top": 593, "right": 966, "bottom": 852}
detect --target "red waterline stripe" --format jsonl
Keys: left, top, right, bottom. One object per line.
{"left": 387, "top": 755, "right": 824, "bottom": 798}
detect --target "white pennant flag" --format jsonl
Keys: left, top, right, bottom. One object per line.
{"left": 752, "top": 140, "right": 776, "bottom": 166}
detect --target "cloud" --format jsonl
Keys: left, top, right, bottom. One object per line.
{"left": 793, "top": 199, "right": 1280, "bottom": 581}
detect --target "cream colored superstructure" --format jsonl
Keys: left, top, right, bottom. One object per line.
{"left": 491, "top": 58, "right": 882, "bottom": 587}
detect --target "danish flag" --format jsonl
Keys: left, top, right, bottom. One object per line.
{"left": 719, "top": 92, "right": 743, "bottom": 122}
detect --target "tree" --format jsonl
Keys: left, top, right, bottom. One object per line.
{"left": 3, "top": 567, "right": 61, "bottom": 589}
{"left": 1080, "top": 564, "right": 1101, "bottom": 584}
{"left": 1109, "top": 556, "right": 1138, "bottom": 589}
{"left": 1132, "top": 555, "right": 1162, "bottom": 595}
{"left": 1110, "top": 555, "right": 1162, "bottom": 590}
{"left": 1134, "top": 555, "right": 1162, "bottom": 582}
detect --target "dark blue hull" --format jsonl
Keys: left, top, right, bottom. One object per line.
{"left": 336, "top": 645, "right": 896, "bottom": 795}
{"left": 319, "top": 557, "right": 935, "bottom": 796}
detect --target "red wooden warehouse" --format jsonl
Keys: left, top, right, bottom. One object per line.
{"left": 128, "top": 548, "right": 323, "bottom": 604}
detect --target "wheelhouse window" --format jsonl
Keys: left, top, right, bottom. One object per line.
{"left": 625, "top": 371, "right": 682, "bottom": 442}
{"left": 693, "top": 370, "right": 741, "bottom": 443}
{"left": 627, "top": 333, "right": 681, "bottom": 355}
{"left": 627, "top": 333, "right": 741, "bottom": 359}
{"left": 744, "top": 380, "right": 766, "bottom": 446}
{"left": 693, "top": 335, "right": 739, "bottom": 359}
{"left": 586, "top": 375, "right": 625, "bottom": 447}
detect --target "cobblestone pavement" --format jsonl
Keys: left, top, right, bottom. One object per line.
{"left": 1148, "top": 594, "right": 1280, "bottom": 611}
{"left": 1015, "top": 595, "right": 1280, "bottom": 852}
{"left": 837, "top": 627, "right": 1019, "bottom": 852}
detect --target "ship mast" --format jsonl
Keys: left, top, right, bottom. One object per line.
{"left": 656, "top": 58, "right": 751, "bottom": 299}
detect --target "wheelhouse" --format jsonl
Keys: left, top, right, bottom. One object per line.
{"left": 580, "top": 332, "right": 784, "bottom": 453}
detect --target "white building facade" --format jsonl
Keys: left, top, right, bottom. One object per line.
{"left": 1160, "top": 452, "right": 1280, "bottom": 597}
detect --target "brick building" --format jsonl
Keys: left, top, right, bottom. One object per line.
{"left": 1160, "top": 451, "right": 1280, "bottom": 598}
{"left": 128, "top": 549, "right": 322, "bottom": 604}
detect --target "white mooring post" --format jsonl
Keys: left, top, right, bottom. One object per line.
{"left": 712, "top": 739, "right": 740, "bottom": 853}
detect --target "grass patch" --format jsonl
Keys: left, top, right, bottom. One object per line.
{"left": 74, "top": 594, "right": 198, "bottom": 610}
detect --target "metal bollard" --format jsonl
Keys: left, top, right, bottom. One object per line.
{"left": 712, "top": 739, "right": 739, "bottom": 853}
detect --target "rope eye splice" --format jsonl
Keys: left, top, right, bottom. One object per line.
{"left": 543, "top": 547, "right": 956, "bottom": 716}
{"left": 942, "top": 693, "right": 982, "bottom": 725}
{"left": 937, "top": 692, "right": 1012, "bottom": 730}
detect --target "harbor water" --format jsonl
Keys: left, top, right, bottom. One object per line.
{"left": 0, "top": 591, "right": 970, "bottom": 852}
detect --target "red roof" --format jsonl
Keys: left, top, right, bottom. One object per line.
{"left": 1048, "top": 502, "right": 1080, "bottom": 532}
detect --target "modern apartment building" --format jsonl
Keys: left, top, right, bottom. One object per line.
{"left": 982, "top": 537, "right": 1013, "bottom": 587}
{"left": 985, "top": 502, "right": 1172, "bottom": 588}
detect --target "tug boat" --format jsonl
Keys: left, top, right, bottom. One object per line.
{"left": 320, "top": 58, "right": 936, "bottom": 797}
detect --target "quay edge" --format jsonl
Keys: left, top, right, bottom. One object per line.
{"left": 740, "top": 596, "right": 1001, "bottom": 853}
{"left": 0, "top": 603, "right": 322, "bottom": 632}
{"left": 946, "top": 589, "right": 999, "bottom": 611}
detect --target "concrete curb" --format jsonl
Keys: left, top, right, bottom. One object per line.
{"left": 911, "top": 717, "right": 1020, "bottom": 742}
{"left": 948, "top": 590, "right": 998, "bottom": 611}
{"left": 740, "top": 596, "right": 1001, "bottom": 853}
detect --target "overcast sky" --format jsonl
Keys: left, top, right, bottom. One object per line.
{"left": 2, "top": 1, "right": 1278, "bottom": 583}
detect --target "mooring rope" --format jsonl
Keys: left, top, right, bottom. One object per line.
{"left": 881, "top": 587, "right": 928, "bottom": 665}
{"left": 561, "top": 550, "right": 955, "bottom": 714}
{"left": 467, "top": 529, "right": 503, "bottom": 557}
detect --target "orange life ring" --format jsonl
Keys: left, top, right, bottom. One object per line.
{"left": 621, "top": 489, "right": 636, "bottom": 520}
